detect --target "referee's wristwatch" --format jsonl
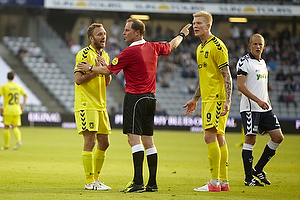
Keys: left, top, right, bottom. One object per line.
{"left": 88, "top": 65, "right": 93, "bottom": 72}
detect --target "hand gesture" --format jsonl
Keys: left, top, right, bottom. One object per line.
{"left": 220, "top": 99, "right": 231, "bottom": 116}
{"left": 180, "top": 23, "right": 192, "bottom": 37}
{"left": 183, "top": 99, "right": 198, "bottom": 116}
{"left": 97, "top": 56, "right": 108, "bottom": 67}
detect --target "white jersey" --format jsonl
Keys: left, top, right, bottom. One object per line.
{"left": 236, "top": 53, "right": 272, "bottom": 112}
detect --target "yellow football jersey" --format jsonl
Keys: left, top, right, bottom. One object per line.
{"left": 196, "top": 35, "right": 229, "bottom": 102}
{"left": 74, "top": 45, "right": 110, "bottom": 111}
{"left": 0, "top": 82, "right": 26, "bottom": 115}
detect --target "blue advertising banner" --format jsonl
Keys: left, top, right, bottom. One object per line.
{"left": 0, "top": 0, "right": 44, "bottom": 7}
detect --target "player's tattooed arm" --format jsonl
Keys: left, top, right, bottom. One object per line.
{"left": 193, "top": 85, "right": 201, "bottom": 101}
{"left": 220, "top": 65, "right": 232, "bottom": 102}
{"left": 220, "top": 65, "right": 232, "bottom": 116}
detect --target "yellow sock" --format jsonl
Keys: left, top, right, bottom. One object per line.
{"left": 82, "top": 151, "right": 94, "bottom": 184}
{"left": 219, "top": 144, "right": 228, "bottom": 181}
{"left": 94, "top": 148, "right": 106, "bottom": 181}
{"left": 12, "top": 127, "right": 21, "bottom": 143}
{"left": 3, "top": 129, "right": 10, "bottom": 148}
{"left": 207, "top": 141, "right": 220, "bottom": 180}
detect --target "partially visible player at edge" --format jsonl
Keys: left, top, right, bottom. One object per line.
{"left": 0, "top": 71, "right": 27, "bottom": 150}
{"left": 237, "top": 33, "right": 284, "bottom": 187}
{"left": 183, "top": 11, "right": 232, "bottom": 192}
{"left": 74, "top": 23, "right": 112, "bottom": 191}
{"left": 77, "top": 18, "right": 191, "bottom": 193}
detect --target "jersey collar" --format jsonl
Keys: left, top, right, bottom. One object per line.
{"left": 89, "top": 45, "right": 103, "bottom": 56}
{"left": 249, "top": 52, "right": 262, "bottom": 61}
{"left": 201, "top": 35, "right": 214, "bottom": 47}
{"left": 129, "top": 39, "right": 146, "bottom": 47}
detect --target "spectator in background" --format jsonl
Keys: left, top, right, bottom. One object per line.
{"left": 188, "top": 65, "right": 197, "bottom": 78}
{"left": 276, "top": 69, "right": 286, "bottom": 81}
{"left": 180, "top": 82, "right": 189, "bottom": 94}
{"left": 17, "top": 45, "right": 27, "bottom": 59}
{"left": 284, "top": 77, "right": 295, "bottom": 92}
{"left": 111, "top": 20, "right": 121, "bottom": 38}
{"left": 188, "top": 81, "right": 196, "bottom": 94}
{"left": 181, "top": 66, "right": 189, "bottom": 78}
{"left": 161, "top": 75, "right": 170, "bottom": 88}
{"left": 294, "top": 79, "right": 300, "bottom": 92}
{"left": 64, "top": 31, "right": 72, "bottom": 47}
{"left": 69, "top": 39, "right": 82, "bottom": 55}
{"left": 278, "top": 91, "right": 285, "bottom": 104}
{"left": 78, "top": 21, "right": 87, "bottom": 46}
{"left": 155, "top": 102, "right": 167, "bottom": 115}
{"left": 285, "top": 71, "right": 294, "bottom": 82}
{"left": 230, "top": 24, "right": 240, "bottom": 42}
{"left": 285, "top": 91, "right": 297, "bottom": 108}
{"left": 267, "top": 56, "right": 277, "bottom": 72}
{"left": 145, "top": 22, "right": 153, "bottom": 40}
{"left": 28, "top": 44, "right": 42, "bottom": 58}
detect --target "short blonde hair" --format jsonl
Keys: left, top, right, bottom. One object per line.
{"left": 249, "top": 33, "right": 265, "bottom": 44}
{"left": 86, "top": 23, "right": 103, "bottom": 38}
{"left": 193, "top": 11, "right": 213, "bottom": 26}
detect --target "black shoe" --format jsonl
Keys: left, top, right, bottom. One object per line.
{"left": 252, "top": 168, "right": 271, "bottom": 185}
{"left": 145, "top": 184, "right": 158, "bottom": 192}
{"left": 245, "top": 178, "right": 265, "bottom": 187}
{"left": 119, "top": 181, "right": 145, "bottom": 193}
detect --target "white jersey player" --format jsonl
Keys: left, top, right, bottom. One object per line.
{"left": 236, "top": 33, "right": 284, "bottom": 187}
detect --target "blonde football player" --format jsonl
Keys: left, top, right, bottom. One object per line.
{"left": 0, "top": 71, "right": 27, "bottom": 150}
{"left": 74, "top": 23, "right": 112, "bottom": 190}
{"left": 237, "top": 33, "right": 284, "bottom": 186}
{"left": 183, "top": 11, "right": 232, "bottom": 192}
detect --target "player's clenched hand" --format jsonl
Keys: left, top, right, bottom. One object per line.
{"left": 77, "top": 61, "right": 91, "bottom": 72}
{"left": 97, "top": 56, "right": 108, "bottom": 67}
{"left": 258, "top": 100, "right": 269, "bottom": 110}
{"left": 183, "top": 98, "right": 198, "bottom": 116}
{"left": 0, "top": 108, "right": 3, "bottom": 115}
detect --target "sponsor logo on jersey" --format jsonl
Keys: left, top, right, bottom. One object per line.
{"left": 256, "top": 73, "right": 267, "bottom": 80}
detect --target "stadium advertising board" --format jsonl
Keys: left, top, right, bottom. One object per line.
{"left": 0, "top": 112, "right": 298, "bottom": 133}
{"left": 0, "top": 0, "right": 44, "bottom": 7}
{"left": 44, "top": 0, "right": 300, "bottom": 16}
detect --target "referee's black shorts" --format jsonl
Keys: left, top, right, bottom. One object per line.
{"left": 123, "top": 93, "right": 156, "bottom": 136}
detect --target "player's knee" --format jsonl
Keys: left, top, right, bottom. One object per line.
{"left": 275, "top": 134, "right": 284, "bottom": 144}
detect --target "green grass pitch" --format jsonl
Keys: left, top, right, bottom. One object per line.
{"left": 0, "top": 127, "right": 299, "bottom": 200}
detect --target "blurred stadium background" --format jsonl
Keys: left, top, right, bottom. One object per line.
{"left": 0, "top": 0, "right": 299, "bottom": 133}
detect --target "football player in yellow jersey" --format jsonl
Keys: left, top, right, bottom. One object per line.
{"left": 183, "top": 11, "right": 232, "bottom": 192}
{"left": 74, "top": 23, "right": 112, "bottom": 191}
{"left": 0, "top": 71, "right": 27, "bottom": 150}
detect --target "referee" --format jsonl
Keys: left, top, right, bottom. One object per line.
{"left": 78, "top": 18, "right": 191, "bottom": 193}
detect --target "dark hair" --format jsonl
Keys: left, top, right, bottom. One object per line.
{"left": 86, "top": 23, "right": 103, "bottom": 38}
{"left": 126, "top": 18, "right": 145, "bottom": 36}
{"left": 7, "top": 71, "right": 15, "bottom": 80}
